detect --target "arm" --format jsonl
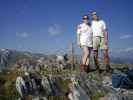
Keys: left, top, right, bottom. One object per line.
{"left": 77, "top": 25, "right": 81, "bottom": 47}
{"left": 102, "top": 21, "right": 108, "bottom": 45}
{"left": 77, "top": 34, "right": 81, "bottom": 47}
{"left": 104, "top": 29, "right": 108, "bottom": 45}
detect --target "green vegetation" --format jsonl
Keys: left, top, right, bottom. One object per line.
{"left": 0, "top": 69, "right": 73, "bottom": 100}
{"left": 91, "top": 91, "right": 105, "bottom": 100}
{"left": 57, "top": 79, "right": 70, "bottom": 93}
{"left": 0, "top": 70, "right": 20, "bottom": 100}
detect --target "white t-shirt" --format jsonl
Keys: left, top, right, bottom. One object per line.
{"left": 77, "top": 23, "right": 92, "bottom": 47}
{"left": 91, "top": 20, "right": 106, "bottom": 37}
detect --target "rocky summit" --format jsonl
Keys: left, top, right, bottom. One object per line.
{"left": 0, "top": 49, "right": 133, "bottom": 100}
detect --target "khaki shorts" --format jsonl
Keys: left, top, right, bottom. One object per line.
{"left": 93, "top": 36, "right": 108, "bottom": 50}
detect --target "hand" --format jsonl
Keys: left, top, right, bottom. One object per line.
{"left": 104, "top": 40, "right": 108, "bottom": 46}
{"left": 77, "top": 42, "right": 81, "bottom": 48}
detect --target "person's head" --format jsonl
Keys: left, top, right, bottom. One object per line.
{"left": 91, "top": 11, "right": 98, "bottom": 21}
{"left": 82, "top": 15, "right": 89, "bottom": 24}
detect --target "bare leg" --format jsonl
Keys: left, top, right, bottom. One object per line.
{"left": 81, "top": 46, "right": 91, "bottom": 73}
{"left": 85, "top": 48, "right": 91, "bottom": 66}
{"left": 86, "top": 57, "right": 89, "bottom": 66}
{"left": 82, "top": 46, "right": 89, "bottom": 65}
{"left": 103, "top": 49, "right": 112, "bottom": 72}
{"left": 93, "top": 50, "right": 99, "bottom": 69}
{"left": 103, "top": 49, "right": 110, "bottom": 65}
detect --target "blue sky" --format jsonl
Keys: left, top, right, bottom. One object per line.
{"left": 0, "top": 0, "right": 133, "bottom": 54}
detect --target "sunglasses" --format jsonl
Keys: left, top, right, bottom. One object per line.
{"left": 92, "top": 14, "right": 97, "bottom": 16}
{"left": 82, "top": 18, "right": 89, "bottom": 20}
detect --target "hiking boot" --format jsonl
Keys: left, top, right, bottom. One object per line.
{"left": 94, "top": 64, "right": 103, "bottom": 73}
{"left": 105, "top": 64, "right": 113, "bottom": 73}
{"left": 80, "top": 64, "right": 85, "bottom": 72}
{"left": 80, "top": 64, "right": 90, "bottom": 73}
{"left": 95, "top": 64, "right": 100, "bottom": 70}
{"left": 97, "top": 68, "right": 104, "bottom": 74}
{"left": 84, "top": 65, "right": 90, "bottom": 73}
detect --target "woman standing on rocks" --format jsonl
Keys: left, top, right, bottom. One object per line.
{"left": 77, "top": 15, "right": 93, "bottom": 73}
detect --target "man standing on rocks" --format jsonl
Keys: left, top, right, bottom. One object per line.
{"left": 91, "top": 11, "right": 112, "bottom": 73}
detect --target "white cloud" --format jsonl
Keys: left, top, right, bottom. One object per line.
{"left": 120, "top": 34, "right": 133, "bottom": 39}
{"left": 110, "top": 47, "right": 133, "bottom": 53}
{"left": 16, "top": 32, "right": 29, "bottom": 38}
{"left": 48, "top": 24, "right": 65, "bottom": 36}
{"left": 123, "top": 48, "right": 133, "bottom": 52}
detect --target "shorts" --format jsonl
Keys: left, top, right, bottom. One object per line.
{"left": 80, "top": 39, "right": 92, "bottom": 48}
{"left": 93, "top": 36, "right": 108, "bottom": 50}
{"left": 81, "top": 45, "right": 93, "bottom": 50}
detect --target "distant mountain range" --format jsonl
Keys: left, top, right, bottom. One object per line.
{"left": 0, "top": 49, "right": 44, "bottom": 69}
{"left": 0, "top": 49, "right": 133, "bottom": 69}
{"left": 110, "top": 50, "right": 133, "bottom": 64}
{"left": 110, "top": 56, "right": 133, "bottom": 64}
